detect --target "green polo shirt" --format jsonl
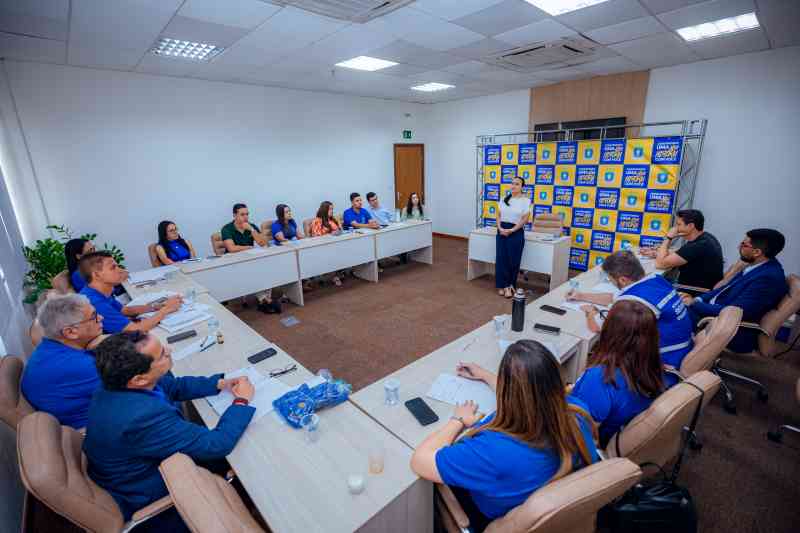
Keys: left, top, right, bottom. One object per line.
{"left": 220, "top": 221, "right": 260, "bottom": 246}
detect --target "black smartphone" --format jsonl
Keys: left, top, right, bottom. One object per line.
{"left": 166, "top": 330, "right": 197, "bottom": 344}
{"left": 534, "top": 323, "right": 561, "bottom": 335}
{"left": 247, "top": 347, "right": 277, "bottom": 364}
{"left": 405, "top": 397, "right": 439, "bottom": 426}
{"left": 540, "top": 304, "right": 567, "bottom": 316}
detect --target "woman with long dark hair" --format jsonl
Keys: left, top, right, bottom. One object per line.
{"left": 155, "top": 220, "right": 196, "bottom": 265}
{"left": 402, "top": 192, "right": 424, "bottom": 221}
{"left": 271, "top": 204, "right": 303, "bottom": 245}
{"left": 65, "top": 238, "right": 95, "bottom": 291}
{"left": 495, "top": 176, "right": 530, "bottom": 298}
{"left": 309, "top": 201, "right": 343, "bottom": 286}
{"left": 411, "top": 340, "right": 598, "bottom": 530}
{"left": 571, "top": 300, "right": 665, "bottom": 447}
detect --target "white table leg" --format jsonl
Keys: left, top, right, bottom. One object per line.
{"left": 353, "top": 260, "right": 379, "bottom": 283}
{"left": 409, "top": 245, "right": 433, "bottom": 265}
{"left": 467, "top": 258, "right": 494, "bottom": 281}
{"left": 283, "top": 280, "right": 304, "bottom": 307}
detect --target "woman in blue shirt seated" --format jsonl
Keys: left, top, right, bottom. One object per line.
{"left": 411, "top": 340, "right": 599, "bottom": 531}
{"left": 271, "top": 204, "right": 305, "bottom": 245}
{"left": 570, "top": 299, "right": 665, "bottom": 448}
{"left": 155, "top": 220, "right": 196, "bottom": 265}
{"left": 65, "top": 238, "right": 96, "bottom": 292}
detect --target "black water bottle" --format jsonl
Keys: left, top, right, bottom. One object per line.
{"left": 511, "top": 288, "right": 526, "bottom": 332}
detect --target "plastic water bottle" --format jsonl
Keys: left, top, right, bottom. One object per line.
{"left": 511, "top": 289, "right": 526, "bottom": 332}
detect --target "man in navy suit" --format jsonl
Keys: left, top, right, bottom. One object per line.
{"left": 682, "top": 228, "right": 788, "bottom": 352}
{"left": 83, "top": 331, "right": 255, "bottom": 529}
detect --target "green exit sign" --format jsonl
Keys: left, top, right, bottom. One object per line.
{"left": 402, "top": 130, "right": 412, "bottom": 139}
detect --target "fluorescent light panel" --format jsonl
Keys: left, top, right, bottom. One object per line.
{"left": 524, "top": 0, "right": 610, "bottom": 16}
{"left": 152, "top": 38, "right": 223, "bottom": 61}
{"left": 335, "top": 56, "right": 398, "bottom": 71}
{"left": 676, "top": 12, "right": 759, "bottom": 42}
{"left": 411, "top": 82, "right": 455, "bottom": 92}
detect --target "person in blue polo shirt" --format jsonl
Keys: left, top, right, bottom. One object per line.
{"left": 569, "top": 250, "right": 694, "bottom": 371}
{"left": 79, "top": 251, "right": 182, "bottom": 334}
{"left": 21, "top": 294, "right": 105, "bottom": 429}
{"left": 343, "top": 192, "right": 379, "bottom": 230}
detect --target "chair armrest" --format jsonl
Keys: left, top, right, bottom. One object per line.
{"left": 675, "top": 283, "right": 709, "bottom": 294}
{"left": 664, "top": 365, "right": 686, "bottom": 382}
{"left": 697, "top": 317, "right": 714, "bottom": 330}
{"left": 738, "top": 322, "right": 771, "bottom": 337}
{"left": 130, "top": 495, "right": 174, "bottom": 522}
{"left": 436, "top": 483, "right": 470, "bottom": 529}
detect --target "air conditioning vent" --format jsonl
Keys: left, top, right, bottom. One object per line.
{"left": 269, "top": 0, "right": 415, "bottom": 22}
{"left": 487, "top": 37, "right": 600, "bottom": 72}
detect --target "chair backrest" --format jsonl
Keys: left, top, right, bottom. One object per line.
{"left": 17, "top": 412, "right": 124, "bottom": 533}
{"left": 260, "top": 220, "right": 274, "bottom": 242}
{"left": 485, "top": 458, "right": 641, "bottom": 533}
{"left": 0, "top": 356, "right": 34, "bottom": 431}
{"left": 210, "top": 233, "right": 226, "bottom": 256}
{"left": 147, "top": 243, "right": 161, "bottom": 267}
{"left": 532, "top": 213, "right": 563, "bottom": 236}
{"left": 680, "top": 305, "right": 742, "bottom": 375}
{"left": 302, "top": 218, "right": 313, "bottom": 237}
{"left": 758, "top": 274, "right": 800, "bottom": 356}
{"left": 51, "top": 270, "right": 74, "bottom": 294}
{"left": 605, "top": 371, "right": 720, "bottom": 468}
{"left": 159, "top": 453, "right": 264, "bottom": 533}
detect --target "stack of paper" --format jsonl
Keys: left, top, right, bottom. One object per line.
{"left": 127, "top": 291, "right": 179, "bottom": 307}
{"left": 128, "top": 265, "right": 179, "bottom": 285}
{"left": 427, "top": 374, "right": 497, "bottom": 413}
{"left": 207, "top": 367, "right": 291, "bottom": 421}
{"left": 158, "top": 306, "right": 213, "bottom": 334}
{"left": 172, "top": 335, "right": 216, "bottom": 361}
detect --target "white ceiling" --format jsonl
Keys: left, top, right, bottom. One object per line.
{"left": 0, "top": 0, "right": 797, "bottom": 104}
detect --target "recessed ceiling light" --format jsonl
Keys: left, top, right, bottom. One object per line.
{"left": 335, "top": 56, "right": 398, "bottom": 71}
{"left": 411, "top": 82, "right": 455, "bottom": 92}
{"left": 524, "top": 0, "right": 610, "bottom": 16}
{"left": 676, "top": 12, "right": 760, "bottom": 42}
{"left": 152, "top": 38, "right": 224, "bottom": 61}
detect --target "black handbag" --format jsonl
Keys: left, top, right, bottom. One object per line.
{"left": 599, "top": 381, "right": 704, "bottom": 533}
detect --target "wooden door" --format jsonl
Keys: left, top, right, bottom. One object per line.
{"left": 394, "top": 144, "right": 424, "bottom": 209}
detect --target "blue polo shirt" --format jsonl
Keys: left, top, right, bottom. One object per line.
{"left": 71, "top": 269, "right": 86, "bottom": 292}
{"left": 165, "top": 240, "right": 191, "bottom": 262}
{"left": 435, "top": 398, "right": 599, "bottom": 520}
{"left": 270, "top": 219, "right": 297, "bottom": 244}
{"left": 616, "top": 274, "right": 694, "bottom": 368}
{"left": 570, "top": 366, "right": 659, "bottom": 448}
{"left": 342, "top": 207, "right": 372, "bottom": 229}
{"left": 21, "top": 338, "right": 100, "bottom": 429}
{"left": 80, "top": 285, "right": 130, "bottom": 333}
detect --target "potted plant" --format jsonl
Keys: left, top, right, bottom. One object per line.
{"left": 22, "top": 224, "right": 125, "bottom": 304}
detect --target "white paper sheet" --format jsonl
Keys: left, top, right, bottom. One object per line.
{"left": 427, "top": 374, "right": 497, "bottom": 413}
{"left": 127, "top": 291, "right": 179, "bottom": 307}
{"left": 172, "top": 335, "right": 216, "bottom": 361}
{"left": 207, "top": 367, "right": 290, "bottom": 421}
{"left": 157, "top": 308, "right": 213, "bottom": 334}
{"left": 128, "top": 265, "right": 179, "bottom": 284}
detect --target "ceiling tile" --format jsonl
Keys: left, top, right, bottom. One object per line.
{"left": 0, "top": 31, "right": 65, "bottom": 62}
{"left": 377, "top": 6, "right": 486, "bottom": 51}
{"left": 493, "top": 18, "right": 578, "bottom": 47}
{"left": 381, "top": 63, "right": 431, "bottom": 77}
{"left": 68, "top": 43, "right": 145, "bottom": 70}
{"left": 70, "top": 0, "right": 183, "bottom": 50}
{"left": 610, "top": 31, "right": 701, "bottom": 67}
{"left": 135, "top": 53, "right": 203, "bottom": 76}
{"left": 657, "top": 0, "right": 755, "bottom": 29}
{"left": 756, "top": 0, "right": 800, "bottom": 48}
{"left": 473, "top": 67, "right": 536, "bottom": 82}
{"left": 687, "top": 27, "right": 769, "bottom": 59}
{"left": 161, "top": 16, "right": 250, "bottom": 48}
{"left": 446, "top": 37, "right": 516, "bottom": 59}
{"left": 638, "top": 0, "right": 707, "bottom": 15}
{"left": 443, "top": 60, "right": 504, "bottom": 75}
{"left": 412, "top": 0, "right": 507, "bottom": 21}
{"left": 574, "top": 56, "right": 642, "bottom": 75}
{"left": 452, "top": 0, "right": 549, "bottom": 37}
{"left": 0, "top": 0, "right": 69, "bottom": 41}
{"left": 410, "top": 70, "right": 468, "bottom": 84}
{"left": 556, "top": 0, "right": 649, "bottom": 32}
{"left": 584, "top": 16, "right": 666, "bottom": 45}
{"left": 367, "top": 40, "right": 462, "bottom": 69}
{"left": 178, "top": 0, "right": 282, "bottom": 29}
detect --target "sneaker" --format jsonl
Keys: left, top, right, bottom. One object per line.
{"left": 257, "top": 301, "right": 282, "bottom": 314}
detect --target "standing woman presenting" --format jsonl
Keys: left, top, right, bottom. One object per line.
{"left": 495, "top": 176, "right": 531, "bottom": 298}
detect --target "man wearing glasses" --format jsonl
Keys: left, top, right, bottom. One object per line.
{"left": 681, "top": 228, "right": 788, "bottom": 352}
{"left": 21, "top": 294, "right": 106, "bottom": 430}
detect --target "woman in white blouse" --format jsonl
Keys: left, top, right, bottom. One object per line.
{"left": 495, "top": 176, "right": 531, "bottom": 298}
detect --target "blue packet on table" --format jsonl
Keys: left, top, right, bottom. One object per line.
{"left": 273, "top": 379, "right": 352, "bottom": 428}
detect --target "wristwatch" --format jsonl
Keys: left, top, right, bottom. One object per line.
{"left": 450, "top": 415, "right": 466, "bottom": 428}
{"left": 232, "top": 397, "right": 249, "bottom": 406}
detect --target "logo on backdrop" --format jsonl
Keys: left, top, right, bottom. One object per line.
{"left": 483, "top": 184, "right": 500, "bottom": 201}
{"left": 591, "top": 230, "right": 614, "bottom": 253}
{"left": 622, "top": 165, "right": 649, "bottom": 188}
{"left": 534, "top": 205, "right": 552, "bottom": 216}
{"left": 596, "top": 188, "right": 620, "bottom": 210}
{"left": 600, "top": 139, "right": 625, "bottom": 164}
{"left": 501, "top": 165, "right": 517, "bottom": 183}
{"left": 569, "top": 248, "right": 589, "bottom": 270}
{"left": 645, "top": 190, "right": 674, "bottom": 213}
{"left": 617, "top": 212, "right": 643, "bottom": 234}
{"left": 484, "top": 145, "right": 501, "bottom": 165}
{"left": 535, "top": 165, "right": 554, "bottom": 185}
{"left": 519, "top": 143, "right": 536, "bottom": 164}
{"left": 553, "top": 186, "right": 574, "bottom": 206}
{"left": 652, "top": 136, "right": 682, "bottom": 164}
{"left": 576, "top": 166, "right": 598, "bottom": 187}
{"left": 572, "top": 208, "right": 594, "bottom": 228}
{"left": 640, "top": 235, "right": 664, "bottom": 248}
{"left": 557, "top": 142, "right": 577, "bottom": 164}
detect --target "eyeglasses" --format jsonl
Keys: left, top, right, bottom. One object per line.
{"left": 63, "top": 311, "right": 99, "bottom": 329}
{"left": 269, "top": 364, "right": 297, "bottom": 378}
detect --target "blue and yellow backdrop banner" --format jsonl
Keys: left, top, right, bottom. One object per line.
{"left": 482, "top": 137, "right": 682, "bottom": 271}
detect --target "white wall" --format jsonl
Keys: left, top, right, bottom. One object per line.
{"left": 644, "top": 46, "right": 800, "bottom": 275}
{"left": 3, "top": 61, "right": 428, "bottom": 270}
{"left": 426, "top": 90, "right": 530, "bottom": 237}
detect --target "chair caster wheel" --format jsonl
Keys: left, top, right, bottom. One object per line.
{"left": 767, "top": 430, "right": 783, "bottom": 443}
{"left": 723, "top": 401, "right": 737, "bottom": 415}
{"left": 757, "top": 390, "right": 768, "bottom": 403}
